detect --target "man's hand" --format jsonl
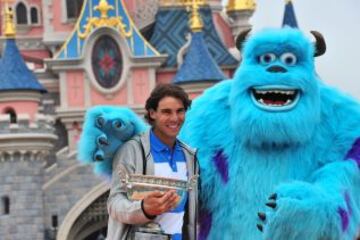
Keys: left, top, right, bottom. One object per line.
{"left": 142, "top": 190, "right": 179, "bottom": 217}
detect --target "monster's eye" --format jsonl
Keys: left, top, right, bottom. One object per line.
{"left": 280, "top": 52, "right": 297, "bottom": 66}
{"left": 112, "top": 120, "right": 122, "bottom": 129}
{"left": 259, "top": 53, "right": 276, "bottom": 65}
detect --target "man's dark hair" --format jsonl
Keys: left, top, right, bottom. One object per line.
{"left": 145, "top": 84, "right": 191, "bottom": 124}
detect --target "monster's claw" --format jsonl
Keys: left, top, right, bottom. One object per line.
{"left": 97, "top": 135, "right": 109, "bottom": 146}
{"left": 266, "top": 202, "right": 277, "bottom": 209}
{"left": 95, "top": 116, "right": 106, "bottom": 128}
{"left": 258, "top": 212, "right": 266, "bottom": 221}
{"left": 269, "top": 193, "right": 277, "bottom": 201}
{"left": 256, "top": 224, "right": 263, "bottom": 232}
{"left": 94, "top": 149, "right": 105, "bottom": 161}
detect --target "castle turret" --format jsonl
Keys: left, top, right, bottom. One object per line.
{"left": 173, "top": 0, "right": 226, "bottom": 97}
{"left": 0, "top": 5, "right": 57, "bottom": 239}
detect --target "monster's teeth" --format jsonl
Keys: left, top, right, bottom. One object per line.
{"left": 285, "top": 99, "right": 292, "bottom": 105}
{"left": 259, "top": 98, "right": 265, "bottom": 104}
{"left": 255, "top": 90, "right": 265, "bottom": 95}
{"left": 255, "top": 90, "right": 295, "bottom": 95}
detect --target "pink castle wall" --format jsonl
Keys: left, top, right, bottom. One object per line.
{"left": 132, "top": 68, "right": 151, "bottom": 105}
{"left": 90, "top": 84, "right": 127, "bottom": 106}
{"left": 67, "top": 71, "right": 85, "bottom": 107}
{"left": 123, "top": 0, "right": 136, "bottom": 14}
{"left": 213, "top": 12, "right": 235, "bottom": 48}
{"left": 51, "top": 0, "right": 74, "bottom": 32}
{"left": 0, "top": 101, "right": 39, "bottom": 120}
{"left": 156, "top": 71, "right": 175, "bottom": 85}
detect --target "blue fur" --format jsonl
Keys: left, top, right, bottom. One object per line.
{"left": 77, "top": 106, "right": 148, "bottom": 179}
{"left": 180, "top": 28, "right": 360, "bottom": 239}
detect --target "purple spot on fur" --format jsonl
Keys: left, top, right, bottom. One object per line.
{"left": 213, "top": 150, "right": 229, "bottom": 183}
{"left": 199, "top": 209, "right": 212, "bottom": 240}
{"left": 338, "top": 207, "right": 349, "bottom": 232}
{"left": 344, "top": 191, "right": 353, "bottom": 216}
{"left": 345, "top": 138, "right": 360, "bottom": 168}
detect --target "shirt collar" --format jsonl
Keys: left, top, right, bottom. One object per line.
{"left": 150, "top": 129, "right": 182, "bottom": 152}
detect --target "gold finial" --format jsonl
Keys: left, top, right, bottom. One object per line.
{"left": 95, "top": 0, "right": 114, "bottom": 19}
{"left": 3, "top": 3, "right": 16, "bottom": 38}
{"left": 188, "top": 0, "right": 205, "bottom": 32}
{"left": 226, "top": 0, "right": 256, "bottom": 12}
{"left": 78, "top": 0, "right": 132, "bottom": 39}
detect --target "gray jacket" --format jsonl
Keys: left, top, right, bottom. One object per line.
{"left": 106, "top": 130, "right": 198, "bottom": 240}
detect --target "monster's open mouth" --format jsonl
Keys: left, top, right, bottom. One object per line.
{"left": 251, "top": 86, "right": 300, "bottom": 111}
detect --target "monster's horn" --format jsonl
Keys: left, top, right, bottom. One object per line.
{"left": 310, "top": 30, "right": 326, "bottom": 57}
{"left": 235, "top": 28, "right": 252, "bottom": 51}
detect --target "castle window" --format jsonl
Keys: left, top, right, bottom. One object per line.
{"left": 30, "top": 7, "right": 39, "bottom": 24}
{"left": 92, "top": 35, "right": 123, "bottom": 89}
{"left": 16, "top": 2, "right": 28, "bottom": 24}
{"left": 52, "top": 215, "right": 58, "bottom": 229}
{"left": 4, "top": 108, "right": 17, "bottom": 123}
{"left": 2, "top": 196, "right": 10, "bottom": 215}
{"left": 66, "top": 0, "right": 84, "bottom": 19}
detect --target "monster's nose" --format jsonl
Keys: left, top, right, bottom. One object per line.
{"left": 267, "top": 65, "right": 287, "bottom": 73}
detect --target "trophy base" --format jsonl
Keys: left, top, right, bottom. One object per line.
{"left": 129, "top": 231, "right": 171, "bottom": 240}
{"left": 128, "top": 223, "right": 171, "bottom": 240}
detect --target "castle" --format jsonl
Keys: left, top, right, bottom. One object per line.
{"left": 0, "top": 0, "right": 263, "bottom": 239}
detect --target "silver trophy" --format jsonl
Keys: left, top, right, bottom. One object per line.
{"left": 118, "top": 164, "right": 198, "bottom": 240}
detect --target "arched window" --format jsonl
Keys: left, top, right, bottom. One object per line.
{"left": 4, "top": 108, "right": 17, "bottom": 123}
{"left": 2, "top": 196, "right": 10, "bottom": 215}
{"left": 30, "top": 7, "right": 39, "bottom": 24}
{"left": 16, "top": 2, "right": 28, "bottom": 24}
{"left": 66, "top": 0, "right": 84, "bottom": 19}
{"left": 52, "top": 215, "right": 58, "bottom": 229}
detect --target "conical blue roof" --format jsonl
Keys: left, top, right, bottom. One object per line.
{"left": 282, "top": 0, "right": 298, "bottom": 28}
{"left": 173, "top": 32, "right": 226, "bottom": 84}
{"left": 0, "top": 39, "right": 46, "bottom": 93}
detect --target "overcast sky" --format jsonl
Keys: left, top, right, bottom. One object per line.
{"left": 223, "top": 0, "right": 360, "bottom": 99}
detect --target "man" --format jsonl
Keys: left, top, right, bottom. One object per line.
{"left": 107, "top": 84, "right": 198, "bottom": 240}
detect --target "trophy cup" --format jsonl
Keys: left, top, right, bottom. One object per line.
{"left": 118, "top": 164, "right": 198, "bottom": 240}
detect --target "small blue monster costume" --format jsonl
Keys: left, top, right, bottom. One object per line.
{"left": 78, "top": 28, "right": 360, "bottom": 239}
{"left": 78, "top": 106, "right": 148, "bottom": 179}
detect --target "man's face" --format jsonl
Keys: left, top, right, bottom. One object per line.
{"left": 150, "top": 96, "right": 185, "bottom": 144}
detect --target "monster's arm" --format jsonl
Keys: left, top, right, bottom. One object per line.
{"left": 311, "top": 158, "right": 360, "bottom": 235}
{"left": 265, "top": 96, "right": 360, "bottom": 239}
{"left": 107, "top": 139, "right": 153, "bottom": 224}
{"left": 308, "top": 92, "right": 360, "bottom": 237}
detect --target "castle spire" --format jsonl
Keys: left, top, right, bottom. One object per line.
{"left": 282, "top": 0, "right": 298, "bottom": 28}
{"left": 188, "top": 0, "right": 204, "bottom": 32}
{"left": 174, "top": 0, "right": 225, "bottom": 84}
{"left": 3, "top": 3, "right": 16, "bottom": 38}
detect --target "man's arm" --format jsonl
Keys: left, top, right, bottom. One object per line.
{"left": 107, "top": 140, "right": 152, "bottom": 225}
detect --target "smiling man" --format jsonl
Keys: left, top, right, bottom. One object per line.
{"left": 107, "top": 84, "right": 198, "bottom": 240}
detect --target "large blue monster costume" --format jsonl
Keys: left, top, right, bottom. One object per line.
{"left": 78, "top": 28, "right": 360, "bottom": 239}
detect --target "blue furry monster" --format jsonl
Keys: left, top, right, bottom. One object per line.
{"left": 77, "top": 106, "right": 148, "bottom": 179}
{"left": 179, "top": 27, "right": 360, "bottom": 239}
{"left": 78, "top": 28, "right": 360, "bottom": 239}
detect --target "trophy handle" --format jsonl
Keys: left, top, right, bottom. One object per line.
{"left": 117, "top": 164, "right": 129, "bottom": 186}
{"left": 187, "top": 174, "right": 199, "bottom": 190}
